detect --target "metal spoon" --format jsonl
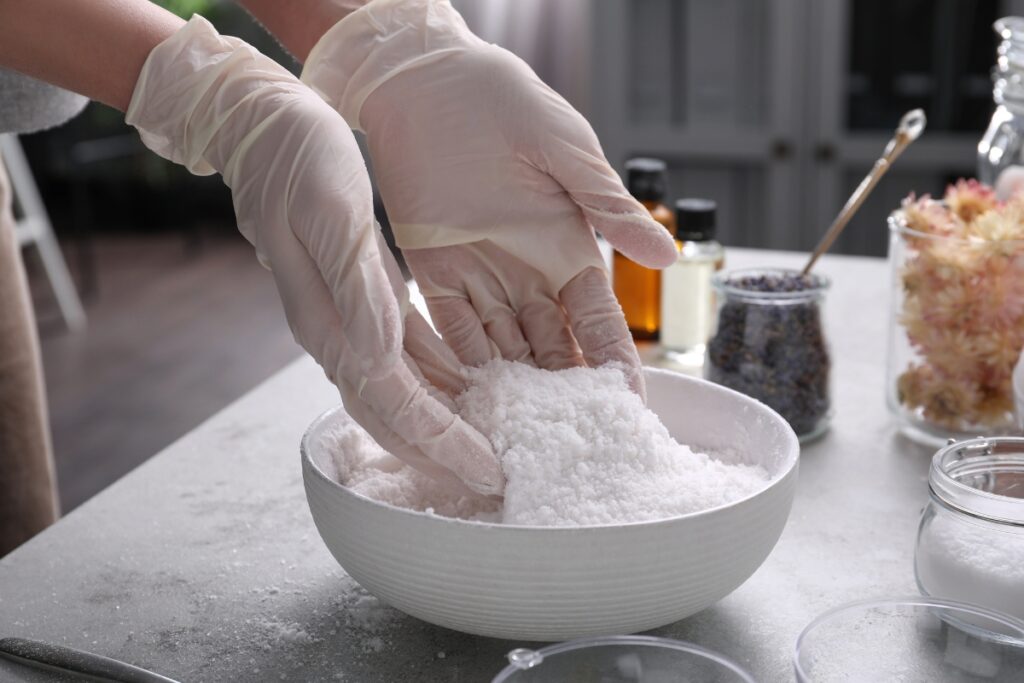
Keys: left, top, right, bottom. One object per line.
{"left": 0, "top": 637, "right": 179, "bottom": 683}
{"left": 802, "top": 109, "right": 927, "bottom": 275}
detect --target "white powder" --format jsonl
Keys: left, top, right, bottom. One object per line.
{"left": 916, "top": 512, "right": 1024, "bottom": 623}
{"left": 343, "top": 593, "right": 395, "bottom": 634}
{"left": 338, "top": 585, "right": 400, "bottom": 654}
{"left": 321, "top": 422, "right": 501, "bottom": 521}
{"left": 326, "top": 360, "right": 770, "bottom": 527}
{"left": 249, "top": 616, "right": 320, "bottom": 647}
{"left": 458, "top": 361, "right": 770, "bottom": 525}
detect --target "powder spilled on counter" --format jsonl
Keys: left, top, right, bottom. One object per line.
{"left": 250, "top": 616, "right": 320, "bottom": 647}
{"left": 339, "top": 586, "right": 400, "bottom": 654}
{"left": 325, "top": 360, "right": 769, "bottom": 527}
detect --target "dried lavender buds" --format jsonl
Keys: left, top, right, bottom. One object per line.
{"left": 705, "top": 270, "right": 831, "bottom": 438}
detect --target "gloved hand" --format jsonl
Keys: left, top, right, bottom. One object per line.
{"left": 126, "top": 16, "right": 502, "bottom": 496}
{"left": 301, "top": 0, "right": 677, "bottom": 398}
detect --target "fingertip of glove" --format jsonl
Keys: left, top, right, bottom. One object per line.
{"left": 632, "top": 216, "right": 679, "bottom": 269}
{"left": 455, "top": 444, "right": 506, "bottom": 497}
{"left": 599, "top": 212, "right": 678, "bottom": 270}
{"left": 464, "top": 469, "right": 505, "bottom": 497}
{"left": 446, "top": 422, "right": 506, "bottom": 497}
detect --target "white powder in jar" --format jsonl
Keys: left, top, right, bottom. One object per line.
{"left": 326, "top": 360, "right": 770, "bottom": 527}
{"left": 916, "top": 511, "right": 1024, "bottom": 622}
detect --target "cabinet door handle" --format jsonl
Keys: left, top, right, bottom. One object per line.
{"left": 771, "top": 138, "right": 794, "bottom": 160}
{"left": 815, "top": 142, "right": 836, "bottom": 163}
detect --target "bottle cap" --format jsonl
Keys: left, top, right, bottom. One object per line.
{"left": 625, "top": 158, "right": 667, "bottom": 202}
{"left": 675, "top": 198, "right": 717, "bottom": 241}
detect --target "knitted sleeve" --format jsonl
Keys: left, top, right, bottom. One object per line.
{"left": 0, "top": 67, "right": 88, "bottom": 134}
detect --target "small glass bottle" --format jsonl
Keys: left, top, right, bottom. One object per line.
{"left": 613, "top": 158, "right": 675, "bottom": 341}
{"left": 979, "top": 17, "right": 1024, "bottom": 188}
{"left": 659, "top": 199, "right": 724, "bottom": 361}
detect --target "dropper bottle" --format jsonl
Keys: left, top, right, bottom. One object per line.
{"left": 613, "top": 158, "right": 675, "bottom": 340}
{"left": 660, "top": 199, "right": 724, "bottom": 361}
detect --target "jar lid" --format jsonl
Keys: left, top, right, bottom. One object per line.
{"left": 675, "top": 198, "right": 717, "bottom": 241}
{"left": 930, "top": 437, "right": 1024, "bottom": 526}
{"left": 492, "top": 636, "right": 756, "bottom": 683}
{"left": 625, "top": 158, "right": 667, "bottom": 202}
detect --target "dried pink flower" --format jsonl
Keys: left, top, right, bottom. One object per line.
{"left": 895, "top": 181, "right": 1024, "bottom": 430}
{"left": 944, "top": 178, "right": 997, "bottom": 224}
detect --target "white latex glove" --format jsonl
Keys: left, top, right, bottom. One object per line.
{"left": 126, "top": 16, "right": 502, "bottom": 496}
{"left": 301, "top": 0, "right": 677, "bottom": 398}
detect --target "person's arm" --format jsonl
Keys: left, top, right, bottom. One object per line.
{"left": 0, "top": 0, "right": 504, "bottom": 496}
{"left": 237, "top": 0, "right": 360, "bottom": 62}
{"left": 0, "top": 0, "right": 183, "bottom": 111}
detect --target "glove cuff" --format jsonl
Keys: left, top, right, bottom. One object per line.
{"left": 301, "top": 0, "right": 484, "bottom": 131}
{"left": 126, "top": 15, "right": 300, "bottom": 176}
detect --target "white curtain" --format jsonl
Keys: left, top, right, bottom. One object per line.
{"left": 452, "top": 0, "right": 592, "bottom": 114}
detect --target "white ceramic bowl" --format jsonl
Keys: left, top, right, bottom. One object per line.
{"left": 301, "top": 368, "right": 800, "bottom": 641}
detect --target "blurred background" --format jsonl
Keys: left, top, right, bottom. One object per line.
{"left": 7, "top": 0, "right": 1023, "bottom": 511}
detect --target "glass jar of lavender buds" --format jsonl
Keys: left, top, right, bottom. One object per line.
{"left": 915, "top": 437, "right": 1024, "bottom": 637}
{"left": 705, "top": 268, "right": 831, "bottom": 441}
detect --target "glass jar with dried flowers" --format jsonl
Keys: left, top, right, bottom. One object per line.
{"left": 887, "top": 180, "right": 1024, "bottom": 445}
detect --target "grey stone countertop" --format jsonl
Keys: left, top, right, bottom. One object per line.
{"left": 0, "top": 249, "right": 935, "bottom": 682}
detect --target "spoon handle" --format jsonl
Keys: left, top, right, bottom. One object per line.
{"left": 802, "top": 109, "right": 926, "bottom": 276}
{"left": 0, "top": 637, "right": 179, "bottom": 683}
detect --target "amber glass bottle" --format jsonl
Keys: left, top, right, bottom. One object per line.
{"left": 613, "top": 158, "right": 676, "bottom": 340}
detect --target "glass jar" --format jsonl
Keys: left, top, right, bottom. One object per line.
{"left": 705, "top": 267, "right": 831, "bottom": 441}
{"left": 915, "top": 437, "right": 1024, "bottom": 640}
{"left": 886, "top": 210, "right": 1024, "bottom": 445}
{"left": 979, "top": 17, "right": 1024, "bottom": 185}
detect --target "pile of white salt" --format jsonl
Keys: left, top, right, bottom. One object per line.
{"left": 324, "top": 360, "right": 769, "bottom": 527}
